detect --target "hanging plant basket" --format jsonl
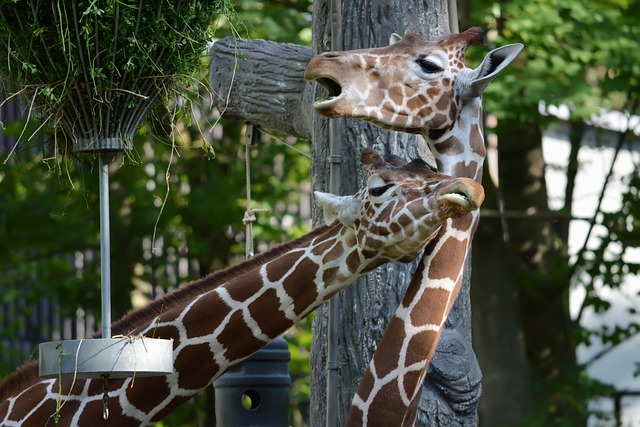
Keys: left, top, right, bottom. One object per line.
{"left": 0, "top": 0, "right": 234, "bottom": 153}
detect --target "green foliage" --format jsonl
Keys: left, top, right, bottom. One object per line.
{"left": 575, "top": 171, "right": 640, "bottom": 350}
{"left": 232, "top": 0, "right": 312, "bottom": 45}
{"left": 0, "top": 0, "right": 238, "bottom": 151}
{"left": 468, "top": 0, "right": 640, "bottom": 423}
{"left": 0, "top": 0, "right": 232, "bottom": 90}
{"left": 523, "top": 369, "right": 615, "bottom": 426}
{"left": 0, "top": 2, "right": 314, "bottom": 425}
{"left": 470, "top": 0, "right": 640, "bottom": 128}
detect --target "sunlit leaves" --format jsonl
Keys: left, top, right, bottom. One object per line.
{"left": 471, "top": 0, "right": 639, "bottom": 126}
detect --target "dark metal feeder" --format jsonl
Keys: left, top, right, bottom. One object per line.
{"left": 214, "top": 337, "right": 291, "bottom": 426}
{"left": 39, "top": 338, "right": 173, "bottom": 380}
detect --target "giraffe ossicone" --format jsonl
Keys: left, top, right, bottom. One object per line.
{"left": 0, "top": 148, "right": 483, "bottom": 426}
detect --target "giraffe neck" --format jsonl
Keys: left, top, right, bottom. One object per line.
{"left": 0, "top": 147, "right": 483, "bottom": 426}
{"left": 348, "top": 101, "right": 485, "bottom": 426}
{"left": 426, "top": 98, "right": 486, "bottom": 184}
{"left": 0, "top": 223, "right": 385, "bottom": 426}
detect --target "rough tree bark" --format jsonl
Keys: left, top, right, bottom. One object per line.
{"left": 209, "top": 2, "right": 482, "bottom": 425}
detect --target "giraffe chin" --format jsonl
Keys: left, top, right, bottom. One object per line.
{"left": 313, "top": 96, "right": 346, "bottom": 117}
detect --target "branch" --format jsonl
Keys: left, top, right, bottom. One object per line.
{"left": 480, "top": 208, "right": 590, "bottom": 221}
{"left": 208, "top": 37, "right": 314, "bottom": 140}
{"left": 568, "top": 121, "right": 631, "bottom": 278}
{"left": 583, "top": 331, "right": 640, "bottom": 368}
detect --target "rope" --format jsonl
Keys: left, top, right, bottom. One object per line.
{"left": 243, "top": 123, "right": 268, "bottom": 259}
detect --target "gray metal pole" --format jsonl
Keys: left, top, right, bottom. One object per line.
{"left": 449, "top": 0, "right": 459, "bottom": 33}
{"left": 99, "top": 154, "right": 112, "bottom": 339}
{"left": 327, "top": 0, "right": 343, "bottom": 424}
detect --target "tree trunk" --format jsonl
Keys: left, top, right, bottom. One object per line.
{"left": 209, "top": 2, "right": 481, "bottom": 425}
{"left": 471, "top": 119, "right": 581, "bottom": 423}
{"left": 498, "top": 123, "right": 577, "bottom": 378}
{"left": 209, "top": 39, "right": 314, "bottom": 141}
{"left": 471, "top": 164, "right": 532, "bottom": 425}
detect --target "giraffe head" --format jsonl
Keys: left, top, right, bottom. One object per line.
{"left": 304, "top": 27, "right": 523, "bottom": 134}
{"left": 315, "top": 148, "right": 483, "bottom": 263}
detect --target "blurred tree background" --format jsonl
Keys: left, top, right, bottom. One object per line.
{"left": 0, "top": 1, "right": 313, "bottom": 426}
{"left": 462, "top": 0, "right": 640, "bottom": 425}
{"left": 1, "top": 0, "right": 639, "bottom": 426}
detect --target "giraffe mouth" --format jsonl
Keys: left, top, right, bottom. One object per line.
{"left": 437, "top": 180, "right": 484, "bottom": 214}
{"left": 313, "top": 77, "right": 343, "bottom": 109}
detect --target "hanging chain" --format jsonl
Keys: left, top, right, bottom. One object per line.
{"left": 101, "top": 375, "right": 110, "bottom": 420}
{"left": 243, "top": 123, "right": 268, "bottom": 259}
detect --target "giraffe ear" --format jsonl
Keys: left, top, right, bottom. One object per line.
{"left": 461, "top": 43, "right": 524, "bottom": 99}
{"left": 389, "top": 33, "right": 403, "bottom": 45}
{"left": 315, "top": 191, "right": 361, "bottom": 228}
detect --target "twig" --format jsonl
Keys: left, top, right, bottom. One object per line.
{"left": 3, "top": 88, "right": 37, "bottom": 164}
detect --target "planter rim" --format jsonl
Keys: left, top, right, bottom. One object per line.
{"left": 39, "top": 338, "right": 174, "bottom": 379}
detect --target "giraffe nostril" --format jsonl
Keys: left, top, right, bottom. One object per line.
{"left": 322, "top": 52, "right": 342, "bottom": 59}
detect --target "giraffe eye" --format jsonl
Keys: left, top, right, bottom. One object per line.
{"left": 416, "top": 59, "right": 443, "bottom": 74}
{"left": 369, "top": 184, "right": 394, "bottom": 197}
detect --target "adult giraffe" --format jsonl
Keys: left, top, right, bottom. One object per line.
{"left": 305, "top": 27, "right": 522, "bottom": 425}
{"left": 0, "top": 149, "right": 483, "bottom": 426}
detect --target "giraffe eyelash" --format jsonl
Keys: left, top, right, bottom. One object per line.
{"left": 369, "top": 184, "right": 394, "bottom": 197}
{"left": 416, "top": 59, "right": 444, "bottom": 74}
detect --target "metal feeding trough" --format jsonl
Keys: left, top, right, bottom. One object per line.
{"left": 38, "top": 138, "right": 173, "bottom": 380}
{"left": 39, "top": 338, "right": 173, "bottom": 379}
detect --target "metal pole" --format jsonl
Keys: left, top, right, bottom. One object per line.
{"left": 448, "top": 0, "right": 459, "bottom": 34}
{"left": 327, "top": 0, "right": 343, "bottom": 424}
{"left": 99, "top": 154, "right": 112, "bottom": 339}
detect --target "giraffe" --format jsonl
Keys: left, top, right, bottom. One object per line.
{"left": 304, "top": 27, "right": 523, "bottom": 425}
{"left": 0, "top": 148, "right": 484, "bottom": 426}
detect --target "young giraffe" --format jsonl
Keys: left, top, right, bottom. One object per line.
{"left": 0, "top": 149, "right": 483, "bottom": 426}
{"left": 305, "top": 27, "right": 522, "bottom": 425}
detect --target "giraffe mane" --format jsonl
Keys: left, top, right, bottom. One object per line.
{"left": 0, "top": 224, "right": 335, "bottom": 402}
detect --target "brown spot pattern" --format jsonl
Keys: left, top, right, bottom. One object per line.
{"left": 126, "top": 376, "right": 171, "bottom": 414}
{"left": 150, "top": 324, "right": 182, "bottom": 348}
{"left": 322, "top": 240, "right": 345, "bottom": 264}
{"left": 248, "top": 288, "right": 292, "bottom": 337}
{"left": 410, "top": 287, "right": 450, "bottom": 327}
{"left": 77, "top": 399, "right": 138, "bottom": 426}
{"left": 405, "top": 330, "right": 439, "bottom": 369}
{"left": 428, "top": 237, "right": 467, "bottom": 280}
{"left": 402, "top": 370, "right": 424, "bottom": 403}
{"left": 224, "top": 271, "right": 263, "bottom": 303}
{"left": 434, "top": 135, "right": 462, "bottom": 155}
{"left": 175, "top": 343, "right": 218, "bottom": 390}
{"left": 266, "top": 251, "right": 304, "bottom": 282}
{"left": 182, "top": 292, "right": 228, "bottom": 339}
{"left": 345, "top": 249, "right": 362, "bottom": 274}
{"left": 373, "top": 317, "right": 407, "bottom": 378}
{"left": 216, "top": 311, "right": 266, "bottom": 361}
{"left": 7, "top": 383, "right": 48, "bottom": 421}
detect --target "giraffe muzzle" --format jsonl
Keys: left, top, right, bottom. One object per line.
{"left": 436, "top": 179, "right": 484, "bottom": 216}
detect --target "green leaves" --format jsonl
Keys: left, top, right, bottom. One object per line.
{"left": 472, "top": 0, "right": 640, "bottom": 127}
{"left": 0, "top": 1, "right": 237, "bottom": 151}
